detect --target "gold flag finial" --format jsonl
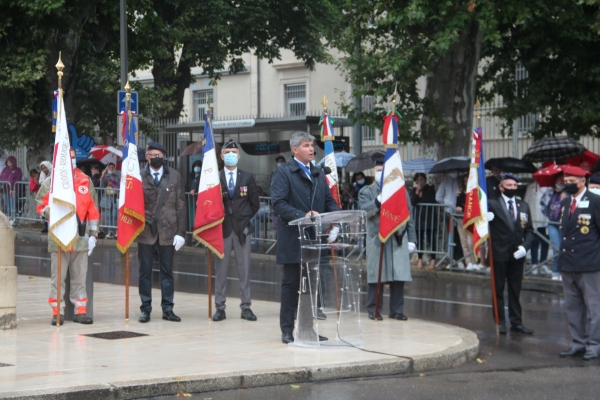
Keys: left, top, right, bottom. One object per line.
{"left": 391, "top": 83, "right": 398, "bottom": 113}
{"left": 321, "top": 95, "right": 328, "bottom": 111}
{"left": 206, "top": 97, "right": 212, "bottom": 114}
{"left": 475, "top": 98, "right": 481, "bottom": 120}
{"left": 125, "top": 78, "right": 131, "bottom": 110}
{"left": 56, "top": 52, "right": 65, "bottom": 89}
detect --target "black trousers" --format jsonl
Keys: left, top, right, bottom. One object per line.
{"left": 138, "top": 241, "right": 175, "bottom": 313}
{"left": 417, "top": 229, "right": 437, "bottom": 260}
{"left": 493, "top": 258, "right": 524, "bottom": 326}
{"left": 366, "top": 282, "right": 405, "bottom": 316}
{"left": 280, "top": 263, "right": 301, "bottom": 334}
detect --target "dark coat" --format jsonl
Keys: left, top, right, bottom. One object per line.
{"left": 409, "top": 184, "right": 438, "bottom": 230}
{"left": 271, "top": 158, "right": 340, "bottom": 264}
{"left": 488, "top": 197, "right": 535, "bottom": 262}
{"left": 558, "top": 189, "right": 600, "bottom": 273}
{"left": 487, "top": 176, "right": 501, "bottom": 200}
{"left": 220, "top": 168, "right": 260, "bottom": 238}
{"left": 136, "top": 164, "right": 187, "bottom": 246}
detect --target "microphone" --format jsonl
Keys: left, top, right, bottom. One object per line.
{"left": 310, "top": 167, "right": 321, "bottom": 222}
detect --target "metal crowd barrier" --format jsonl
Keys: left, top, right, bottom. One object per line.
{"left": 410, "top": 203, "right": 451, "bottom": 267}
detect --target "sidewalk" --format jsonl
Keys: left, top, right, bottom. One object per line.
{"left": 0, "top": 275, "right": 478, "bottom": 400}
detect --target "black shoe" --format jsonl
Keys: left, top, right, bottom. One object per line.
{"left": 212, "top": 309, "right": 226, "bottom": 322}
{"left": 97, "top": 231, "right": 106, "bottom": 239}
{"left": 241, "top": 308, "right": 257, "bottom": 321}
{"left": 583, "top": 350, "right": 599, "bottom": 361}
{"left": 560, "top": 347, "right": 585, "bottom": 357}
{"left": 510, "top": 324, "right": 534, "bottom": 335}
{"left": 316, "top": 309, "right": 327, "bottom": 320}
{"left": 73, "top": 313, "right": 93, "bottom": 324}
{"left": 51, "top": 315, "right": 64, "bottom": 326}
{"left": 138, "top": 311, "right": 151, "bottom": 323}
{"left": 41, "top": 228, "right": 48, "bottom": 234}
{"left": 319, "top": 335, "right": 328, "bottom": 341}
{"left": 282, "top": 332, "right": 294, "bottom": 344}
{"left": 162, "top": 310, "right": 181, "bottom": 322}
{"left": 498, "top": 324, "right": 507, "bottom": 335}
{"left": 368, "top": 312, "right": 383, "bottom": 321}
{"left": 390, "top": 313, "right": 408, "bottom": 321}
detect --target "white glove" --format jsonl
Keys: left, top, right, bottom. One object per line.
{"left": 87, "top": 236, "right": 97, "bottom": 256}
{"left": 486, "top": 212, "right": 495, "bottom": 221}
{"left": 408, "top": 242, "right": 416, "bottom": 253}
{"left": 327, "top": 226, "right": 340, "bottom": 243}
{"left": 513, "top": 246, "right": 526, "bottom": 260}
{"left": 377, "top": 194, "right": 382, "bottom": 203}
{"left": 173, "top": 235, "right": 185, "bottom": 251}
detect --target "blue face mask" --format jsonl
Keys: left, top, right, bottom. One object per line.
{"left": 224, "top": 152, "right": 239, "bottom": 167}
{"left": 449, "top": 173, "right": 458, "bottom": 179}
{"left": 193, "top": 167, "right": 201, "bottom": 173}
{"left": 356, "top": 179, "right": 365, "bottom": 185}
{"left": 277, "top": 162, "right": 284, "bottom": 168}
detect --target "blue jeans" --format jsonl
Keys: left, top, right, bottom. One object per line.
{"left": 102, "top": 202, "right": 118, "bottom": 232}
{"left": 530, "top": 227, "right": 549, "bottom": 265}
{"left": 548, "top": 224, "right": 562, "bottom": 273}
{"left": 2, "top": 192, "right": 13, "bottom": 217}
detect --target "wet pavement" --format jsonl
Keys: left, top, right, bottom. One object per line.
{"left": 12, "top": 230, "right": 600, "bottom": 399}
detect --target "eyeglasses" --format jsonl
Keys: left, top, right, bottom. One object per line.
{"left": 147, "top": 153, "right": 164, "bottom": 159}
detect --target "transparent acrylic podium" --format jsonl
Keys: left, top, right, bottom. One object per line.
{"left": 288, "top": 210, "right": 366, "bottom": 348}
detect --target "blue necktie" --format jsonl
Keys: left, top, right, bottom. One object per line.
{"left": 508, "top": 199, "right": 515, "bottom": 222}
{"left": 154, "top": 172, "right": 159, "bottom": 186}
{"left": 228, "top": 172, "right": 234, "bottom": 198}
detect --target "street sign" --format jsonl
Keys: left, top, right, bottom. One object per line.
{"left": 212, "top": 119, "right": 255, "bottom": 129}
{"left": 117, "top": 90, "right": 138, "bottom": 114}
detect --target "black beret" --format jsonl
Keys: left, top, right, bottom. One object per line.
{"left": 146, "top": 141, "right": 167, "bottom": 155}
{"left": 223, "top": 139, "right": 238, "bottom": 149}
{"left": 500, "top": 173, "right": 520, "bottom": 183}
{"left": 374, "top": 158, "right": 384, "bottom": 167}
{"left": 589, "top": 175, "right": 600, "bottom": 185}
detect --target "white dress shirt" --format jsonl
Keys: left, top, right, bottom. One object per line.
{"left": 225, "top": 167, "right": 238, "bottom": 187}
{"left": 435, "top": 176, "right": 459, "bottom": 211}
{"left": 149, "top": 166, "right": 164, "bottom": 183}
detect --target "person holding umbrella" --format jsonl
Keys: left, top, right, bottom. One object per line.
{"left": 486, "top": 166, "right": 502, "bottom": 200}
{"left": 540, "top": 172, "right": 567, "bottom": 280}
{"left": 435, "top": 169, "right": 465, "bottom": 269}
{"left": 409, "top": 173, "right": 438, "bottom": 270}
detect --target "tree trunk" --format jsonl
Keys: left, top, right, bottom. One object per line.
{"left": 151, "top": 44, "right": 194, "bottom": 119}
{"left": 420, "top": 20, "right": 483, "bottom": 161}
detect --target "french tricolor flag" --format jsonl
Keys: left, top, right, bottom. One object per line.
{"left": 193, "top": 110, "right": 225, "bottom": 258}
{"left": 378, "top": 111, "right": 410, "bottom": 243}
{"left": 320, "top": 110, "right": 341, "bottom": 208}
{"left": 116, "top": 110, "right": 145, "bottom": 253}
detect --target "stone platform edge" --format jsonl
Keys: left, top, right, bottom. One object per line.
{"left": 0, "top": 322, "right": 478, "bottom": 400}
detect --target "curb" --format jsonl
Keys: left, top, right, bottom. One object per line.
{"left": 0, "top": 323, "right": 478, "bottom": 400}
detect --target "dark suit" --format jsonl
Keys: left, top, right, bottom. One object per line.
{"left": 214, "top": 168, "right": 260, "bottom": 311}
{"left": 558, "top": 189, "right": 600, "bottom": 353}
{"left": 488, "top": 196, "right": 534, "bottom": 327}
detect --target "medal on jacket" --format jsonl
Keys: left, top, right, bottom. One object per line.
{"left": 520, "top": 212, "right": 528, "bottom": 228}
{"left": 581, "top": 226, "right": 590, "bottom": 234}
{"left": 240, "top": 186, "right": 247, "bottom": 197}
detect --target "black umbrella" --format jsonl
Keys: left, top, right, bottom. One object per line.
{"left": 76, "top": 158, "right": 106, "bottom": 175}
{"left": 522, "top": 137, "right": 585, "bottom": 163}
{"left": 428, "top": 156, "right": 470, "bottom": 174}
{"left": 344, "top": 150, "right": 386, "bottom": 172}
{"left": 485, "top": 157, "right": 538, "bottom": 173}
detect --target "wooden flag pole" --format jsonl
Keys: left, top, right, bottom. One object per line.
{"left": 56, "top": 250, "right": 62, "bottom": 327}
{"left": 125, "top": 248, "right": 130, "bottom": 322}
{"left": 374, "top": 243, "right": 385, "bottom": 321}
{"left": 487, "top": 237, "right": 500, "bottom": 335}
{"left": 207, "top": 249, "right": 213, "bottom": 320}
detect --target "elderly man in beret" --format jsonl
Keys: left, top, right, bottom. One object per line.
{"left": 487, "top": 173, "right": 535, "bottom": 335}
{"left": 558, "top": 166, "right": 600, "bottom": 361}
{"left": 136, "top": 142, "right": 187, "bottom": 323}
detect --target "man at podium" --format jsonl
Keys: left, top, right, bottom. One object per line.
{"left": 271, "top": 131, "right": 340, "bottom": 344}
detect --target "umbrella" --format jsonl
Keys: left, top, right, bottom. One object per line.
{"left": 532, "top": 164, "right": 565, "bottom": 187}
{"left": 428, "top": 156, "right": 470, "bottom": 174}
{"left": 484, "top": 157, "right": 538, "bottom": 174}
{"left": 180, "top": 141, "right": 222, "bottom": 156}
{"left": 89, "top": 145, "right": 122, "bottom": 166}
{"left": 317, "top": 151, "right": 355, "bottom": 168}
{"left": 76, "top": 158, "right": 106, "bottom": 175}
{"left": 401, "top": 158, "right": 437, "bottom": 174}
{"left": 566, "top": 150, "right": 600, "bottom": 170}
{"left": 522, "top": 137, "right": 586, "bottom": 163}
{"left": 344, "top": 150, "right": 386, "bottom": 172}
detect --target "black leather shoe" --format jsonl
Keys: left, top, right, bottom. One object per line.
{"left": 583, "top": 350, "right": 599, "bottom": 361}
{"left": 138, "top": 311, "right": 151, "bottom": 323}
{"left": 317, "top": 309, "right": 327, "bottom": 320}
{"left": 560, "top": 347, "right": 585, "bottom": 357}
{"left": 319, "top": 335, "right": 328, "bottom": 341}
{"left": 73, "top": 313, "right": 93, "bottom": 324}
{"left": 241, "top": 308, "right": 257, "bottom": 321}
{"left": 212, "top": 309, "right": 226, "bottom": 322}
{"left": 498, "top": 324, "right": 507, "bottom": 335}
{"left": 282, "top": 332, "right": 294, "bottom": 344}
{"left": 368, "top": 312, "right": 383, "bottom": 321}
{"left": 162, "top": 311, "right": 181, "bottom": 322}
{"left": 51, "top": 315, "right": 64, "bottom": 326}
{"left": 510, "top": 325, "right": 534, "bottom": 335}
{"left": 390, "top": 313, "right": 408, "bottom": 321}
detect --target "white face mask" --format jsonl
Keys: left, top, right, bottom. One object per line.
{"left": 375, "top": 171, "right": 383, "bottom": 184}
{"left": 72, "top": 159, "right": 77, "bottom": 169}
{"left": 589, "top": 188, "right": 600, "bottom": 197}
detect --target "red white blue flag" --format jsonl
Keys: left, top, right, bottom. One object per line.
{"left": 319, "top": 110, "right": 341, "bottom": 207}
{"left": 193, "top": 110, "right": 225, "bottom": 258}
{"left": 116, "top": 110, "right": 145, "bottom": 253}
{"left": 378, "top": 111, "right": 410, "bottom": 243}
{"left": 462, "top": 127, "right": 489, "bottom": 259}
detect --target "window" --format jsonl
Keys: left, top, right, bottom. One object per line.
{"left": 362, "top": 95, "right": 375, "bottom": 141}
{"left": 193, "top": 89, "right": 214, "bottom": 121}
{"left": 285, "top": 83, "right": 306, "bottom": 117}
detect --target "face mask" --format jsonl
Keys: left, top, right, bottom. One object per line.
{"left": 224, "top": 153, "right": 239, "bottom": 167}
{"left": 277, "top": 163, "right": 284, "bottom": 168}
{"left": 194, "top": 167, "right": 201, "bottom": 173}
{"left": 357, "top": 179, "right": 365, "bottom": 185}
{"left": 150, "top": 157, "right": 164, "bottom": 169}
{"left": 590, "top": 188, "right": 600, "bottom": 196}
{"left": 71, "top": 159, "right": 77, "bottom": 169}
{"left": 555, "top": 184, "right": 564, "bottom": 191}
{"left": 108, "top": 171, "right": 114, "bottom": 175}
{"left": 564, "top": 182, "right": 579, "bottom": 195}
{"left": 375, "top": 171, "right": 383, "bottom": 183}
{"left": 502, "top": 187, "right": 518, "bottom": 198}
{"left": 449, "top": 173, "right": 458, "bottom": 179}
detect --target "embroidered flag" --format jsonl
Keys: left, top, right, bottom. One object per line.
{"left": 48, "top": 89, "right": 78, "bottom": 250}
{"left": 378, "top": 111, "right": 410, "bottom": 242}
{"left": 462, "top": 127, "right": 489, "bottom": 259}
{"left": 319, "top": 109, "right": 341, "bottom": 207}
{"left": 116, "top": 110, "right": 145, "bottom": 253}
{"left": 193, "top": 110, "right": 225, "bottom": 258}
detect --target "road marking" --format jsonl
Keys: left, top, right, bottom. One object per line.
{"left": 405, "top": 296, "right": 492, "bottom": 308}
{"left": 16, "top": 255, "right": 51, "bottom": 261}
